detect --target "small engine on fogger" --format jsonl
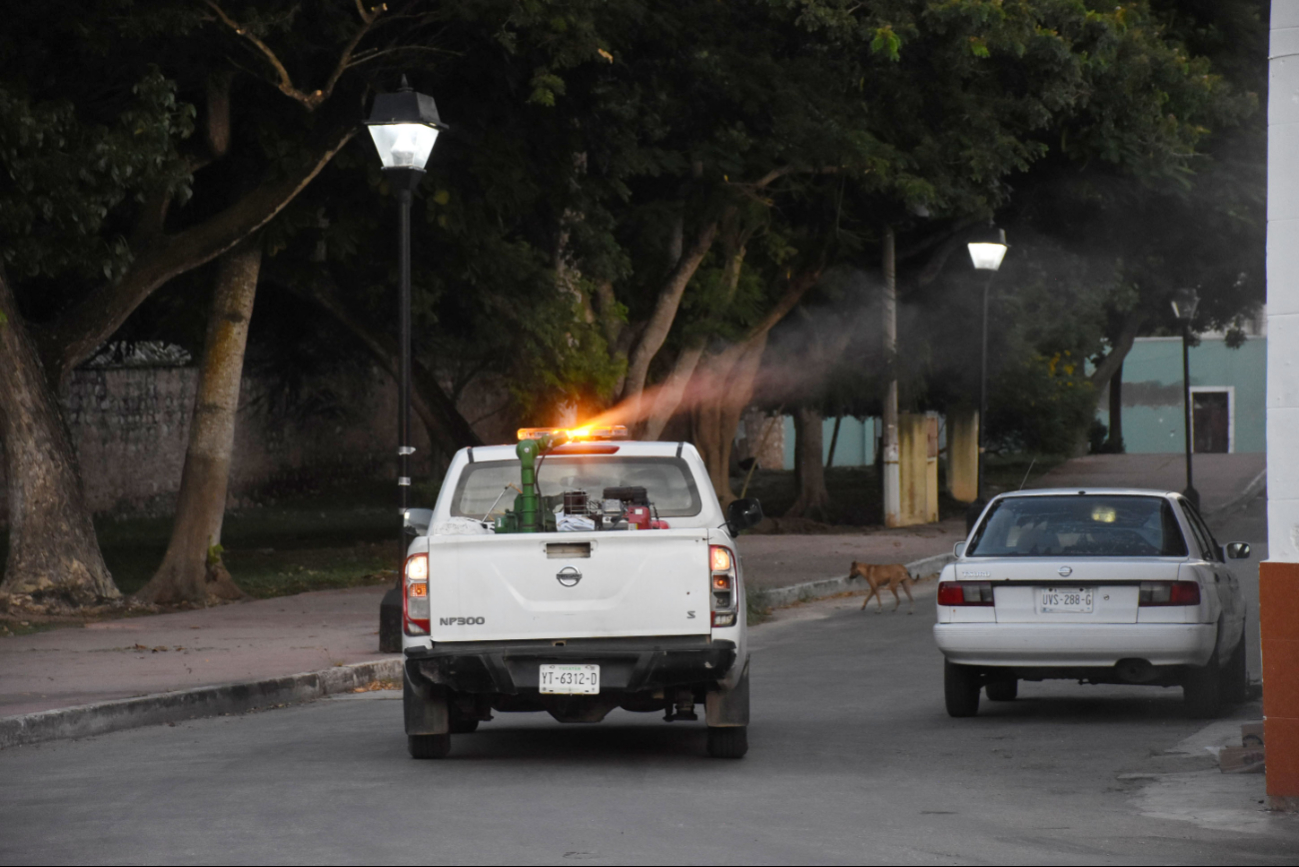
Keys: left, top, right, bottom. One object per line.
{"left": 491, "top": 426, "right": 670, "bottom": 534}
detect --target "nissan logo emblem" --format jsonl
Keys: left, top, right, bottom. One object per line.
{"left": 557, "top": 566, "right": 582, "bottom": 587}
{"left": 1058, "top": 566, "right": 1073, "bottom": 577}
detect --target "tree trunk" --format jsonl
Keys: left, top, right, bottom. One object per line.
{"left": 825, "top": 415, "right": 842, "bottom": 468}
{"left": 136, "top": 237, "right": 262, "bottom": 605}
{"left": 1077, "top": 312, "right": 1143, "bottom": 456}
{"left": 0, "top": 268, "right": 118, "bottom": 606}
{"left": 786, "top": 406, "right": 830, "bottom": 521}
{"left": 1105, "top": 362, "right": 1124, "bottom": 452}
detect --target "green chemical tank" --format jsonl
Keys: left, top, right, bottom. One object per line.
{"left": 494, "top": 434, "right": 562, "bottom": 533}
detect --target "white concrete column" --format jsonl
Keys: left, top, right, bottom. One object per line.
{"left": 1272, "top": 4, "right": 1299, "bottom": 561}
{"left": 1262, "top": 0, "right": 1299, "bottom": 810}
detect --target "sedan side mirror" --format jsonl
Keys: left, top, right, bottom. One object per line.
{"left": 954, "top": 541, "right": 966, "bottom": 558}
{"left": 403, "top": 508, "right": 433, "bottom": 536}
{"left": 1223, "top": 541, "right": 1251, "bottom": 560}
{"left": 726, "top": 498, "right": 764, "bottom": 536}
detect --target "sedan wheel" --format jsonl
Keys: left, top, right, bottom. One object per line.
{"left": 1183, "top": 645, "right": 1222, "bottom": 719}
{"left": 985, "top": 679, "right": 1017, "bottom": 702}
{"left": 944, "top": 660, "right": 981, "bottom": 717}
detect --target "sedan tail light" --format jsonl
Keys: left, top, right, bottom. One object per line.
{"left": 937, "top": 581, "right": 994, "bottom": 606}
{"left": 1139, "top": 581, "right": 1201, "bottom": 606}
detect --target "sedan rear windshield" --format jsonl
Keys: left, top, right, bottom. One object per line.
{"left": 450, "top": 456, "right": 703, "bottom": 519}
{"left": 967, "top": 496, "right": 1188, "bottom": 558}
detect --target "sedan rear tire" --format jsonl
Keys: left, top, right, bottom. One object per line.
{"left": 985, "top": 679, "right": 1018, "bottom": 702}
{"left": 1223, "top": 629, "right": 1248, "bottom": 705}
{"left": 944, "top": 660, "right": 981, "bottom": 717}
{"left": 1183, "top": 645, "right": 1222, "bottom": 719}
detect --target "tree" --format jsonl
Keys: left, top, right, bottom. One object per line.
{"left": 136, "top": 236, "right": 261, "bottom": 605}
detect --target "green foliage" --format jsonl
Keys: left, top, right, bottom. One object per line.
{"left": 988, "top": 350, "right": 1097, "bottom": 455}
{"left": 0, "top": 70, "right": 193, "bottom": 282}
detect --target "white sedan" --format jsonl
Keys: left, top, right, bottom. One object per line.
{"left": 933, "top": 489, "right": 1250, "bottom": 718}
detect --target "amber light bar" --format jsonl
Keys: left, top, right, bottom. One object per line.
{"left": 517, "top": 425, "right": 629, "bottom": 442}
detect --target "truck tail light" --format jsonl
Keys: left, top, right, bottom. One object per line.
{"left": 710, "top": 544, "right": 738, "bottom": 627}
{"left": 937, "top": 581, "right": 994, "bottom": 606}
{"left": 404, "top": 553, "right": 430, "bottom": 635}
{"left": 1139, "top": 581, "right": 1201, "bottom": 606}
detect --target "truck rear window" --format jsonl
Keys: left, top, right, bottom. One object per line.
{"left": 967, "top": 495, "right": 1188, "bottom": 558}
{"left": 450, "top": 456, "right": 703, "bottom": 519}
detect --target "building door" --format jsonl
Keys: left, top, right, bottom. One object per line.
{"left": 1192, "top": 390, "right": 1231, "bottom": 453}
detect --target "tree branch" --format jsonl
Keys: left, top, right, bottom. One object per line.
{"left": 620, "top": 215, "right": 725, "bottom": 401}
{"left": 205, "top": 0, "right": 381, "bottom": 110}
{"left": 39, "top": 122, "right": 357, "bottom": 383}
{"left": 283, "top": 272, "right": 483, "bottom": 453}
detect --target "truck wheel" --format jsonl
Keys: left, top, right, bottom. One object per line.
{"left": 985, "top": 679, "right": 1017, "bottom": 702}
{"left": 408, "top": 734, "right": 451, "bottom": 759}
{"left": 1183, "top": 645, "right": 1222, "bottom": 719}
{"left": 944, "top": 660, "right": 981, "bottom": 717}
{"left": 706, "top": 726, "right": 748, "bottom": 759}
{"left": 449, "top": 716, "right": 480, "bottom": 734}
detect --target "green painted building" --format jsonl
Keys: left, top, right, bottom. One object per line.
{"left": 1095, "top": 333, "right": 1267, "bottom": 454}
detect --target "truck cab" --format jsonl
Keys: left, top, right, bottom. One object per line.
{"left": 400, "top": 432, "right": 760, "bottom": 759}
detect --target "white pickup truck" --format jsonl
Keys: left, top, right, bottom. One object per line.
{"left": 399, "top": 434, "right": 762, "bottom": 759}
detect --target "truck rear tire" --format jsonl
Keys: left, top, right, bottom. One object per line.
{"left": 408, "top": 734, "right": 451, "bottom": 759}
{"left": 944, "top": 660, "right": 981, "bottom": 717}
{"left": 706, "top": 726, "right": 748, "bottom": 759}
{"left": 449, "top": 716, "right": 480, "bottom": 734}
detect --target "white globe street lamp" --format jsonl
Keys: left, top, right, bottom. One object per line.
{"left": 1172, "top": 287, "right": 1201, "bottom": 509}
{"left": 366, "top": 76, "right": 448, "bottom": 652}
{"left": 966, "top": 227, "right": 1008, "bottom": 515}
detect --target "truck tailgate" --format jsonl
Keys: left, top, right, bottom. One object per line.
{"left": 429, "top": 529, "right": 713, "bottom": 642}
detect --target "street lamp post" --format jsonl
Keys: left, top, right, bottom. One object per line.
{"left": 1172, "top": 288, "right": 1200, "bottom": 510}
{"left": 366, "top": 76, "right": 448, "bottom": 652}
{"left": 967, "top": 227, "right": 1008, "bottom": 520}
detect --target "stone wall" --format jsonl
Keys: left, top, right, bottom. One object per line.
{"left": 0, "top": 365, "right": 469, "bottom": 521}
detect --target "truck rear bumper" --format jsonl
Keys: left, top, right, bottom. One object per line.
{"left": 405, "top": 635, "right": 736, "bottom": 695}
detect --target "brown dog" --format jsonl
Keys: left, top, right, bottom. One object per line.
{"left": 850, "top": 562, "right": 915, "bottom": 614}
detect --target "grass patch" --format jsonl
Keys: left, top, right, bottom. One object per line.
{"left": 745, "top": 584, "right": 773, "bottom": 626}
{"left": 738, "top": 452, "right": 1067, "bottom": 528}
{"left": 0, "top": 620, "right": 63, "bottom": 638}
{"left": 0, "top": 477, "right": 418, "bottom": 598}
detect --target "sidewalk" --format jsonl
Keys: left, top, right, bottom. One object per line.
{"left": 1025, "top": 453, "right": 1265, "bottom": 514}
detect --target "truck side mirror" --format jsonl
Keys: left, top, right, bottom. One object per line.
{"left": 403, "top": 508, "right": 433, "bottom": 536}
{"left": 1223, "top": 541, "right": 1251, "bottom": 560}
{"left": 726, "top": 498, "right": 763, "bottom": 535}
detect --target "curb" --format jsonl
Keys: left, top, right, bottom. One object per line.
{"left": 0, "top": 657, "right": 402, "bottom": 751}
{"left": 759, "top": 551, "right": 955, "bottom": 609}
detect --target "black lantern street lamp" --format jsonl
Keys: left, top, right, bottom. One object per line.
{"left": 1172, "top": 287, "right": 1200, "bottom": 510}
{"left": 967, "top": 227, "right": 1008, "bottom": 510}
{"left": 366, "top": 77, "right": 447, "bottom": 651}
{"left": 366, "top": 77, "right": 447, "bottom": 521}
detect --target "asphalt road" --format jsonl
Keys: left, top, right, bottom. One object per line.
{"left": 1, "top": 497, "right": 1295, "bottom": 865}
